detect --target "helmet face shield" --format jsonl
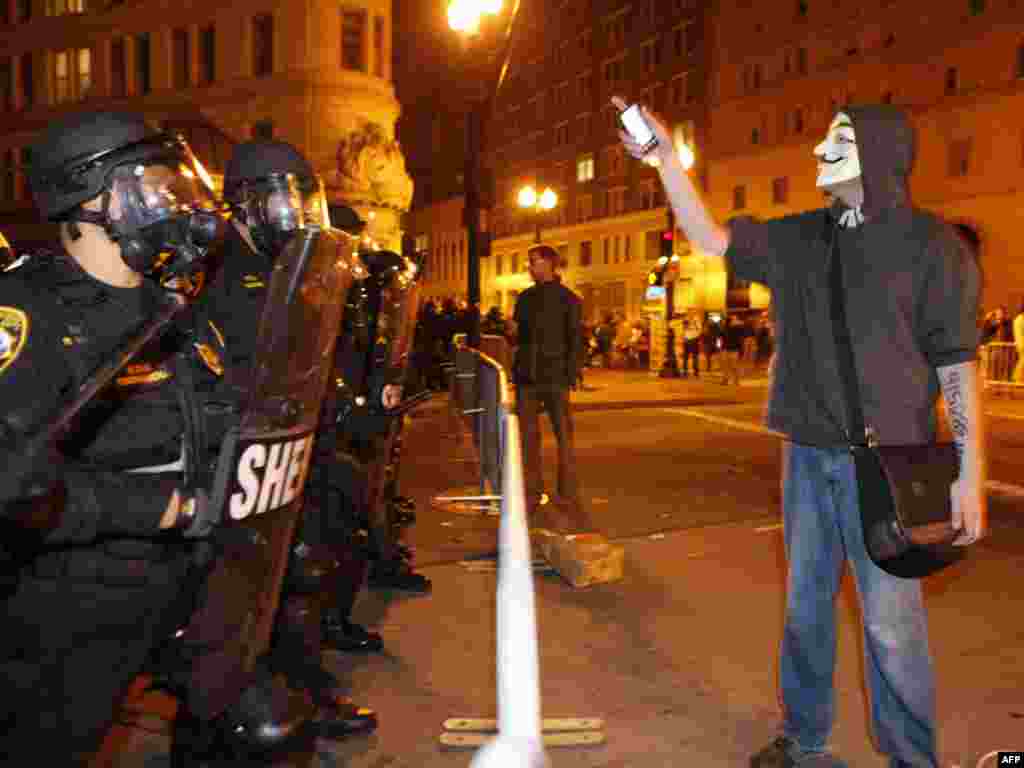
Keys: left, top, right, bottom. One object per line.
{"left": 261, "top": 175, "right": 305, "bottom": 236}
{"left": 98, "top": 137, "right": 225, "bottom": 275}
{"left": 108, "top": 159, "right": 217, "bottom": 233}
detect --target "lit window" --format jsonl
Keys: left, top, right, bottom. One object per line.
{"left": 53, "top": 51, "right": 69, "bottom": 103}
{"left": 76, "top": 48, "right": 90, "bottom": 99}
{"left": 576, "top": 154, "right": 595, "bottom": 182}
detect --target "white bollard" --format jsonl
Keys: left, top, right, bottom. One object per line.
{"left": 470, "top": 412, "right": 549, "bottom": 768}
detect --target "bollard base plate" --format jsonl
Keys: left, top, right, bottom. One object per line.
{"left": 439, "top": 731, "right": 605, "bottom": 749}
{"left": 444, "top": 717, "right": 604, "bottom": 733}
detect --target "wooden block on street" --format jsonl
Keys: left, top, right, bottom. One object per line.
{"left": 530, "top": 529, "right": 624, "bottom": 588}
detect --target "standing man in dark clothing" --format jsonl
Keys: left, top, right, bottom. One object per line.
{"left": 0, "top": 111, "right": 236, "bottom": 765}
{"left": 510, "top": 244, "right": 587, "bottom": 531}
{"left": 618, "top": 95, "right": 985, "bottom": 768}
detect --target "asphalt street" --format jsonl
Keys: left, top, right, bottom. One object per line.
{"left": 401, "top": 389, "right": 1024, "bottom": 565}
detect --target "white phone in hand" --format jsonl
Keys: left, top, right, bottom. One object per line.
{"left": 619, "top": 104, "right": 658, "bottom": 154}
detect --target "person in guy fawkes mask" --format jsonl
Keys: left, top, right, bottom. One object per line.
{"left": 0, "top": 110, "right": 248, "bottom": 765}
{"left": 203, "top": 141, "right": 379, "bottom": 741}
{"left": 618, "top": 95, "right": 985, "bottom": 768}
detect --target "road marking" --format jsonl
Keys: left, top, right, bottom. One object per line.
{"left": 663, "top": 408, "right": 782, "bottom": 437}
{"left": 665, "top": 408, "right": 1024, "bottom": 501}
{"left": 985, "top": 408, "right": 1024, "bottom": 422}
{"left": 986, "top": 480, "right": 1024, "bottom": 499}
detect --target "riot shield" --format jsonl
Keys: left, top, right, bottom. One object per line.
{"left": 184, "top": 225, "right": 357, "bottom": 718}
{"left": 359, "top": 254, "right": 425, "bottom": 558}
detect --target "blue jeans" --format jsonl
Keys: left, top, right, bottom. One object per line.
{"left": 779, "top": 442, "right": 937, "bottom": 768}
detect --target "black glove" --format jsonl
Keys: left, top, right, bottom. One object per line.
{"left": 176, "top": 489, "right": 219, "bottom": 539}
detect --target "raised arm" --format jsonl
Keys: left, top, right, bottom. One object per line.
{"left": 937, "top": 361, "right": 987, "bottom": 544}
{"left": 612, "top": 96, "right": 729, "bottom": 257}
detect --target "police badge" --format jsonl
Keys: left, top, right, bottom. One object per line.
{"left": 0, "top": 306, "right": 29, "bottom": 376}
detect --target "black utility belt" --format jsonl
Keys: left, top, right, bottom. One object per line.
{"left": 31, "top": 538, "right": 191, "bottom": 585}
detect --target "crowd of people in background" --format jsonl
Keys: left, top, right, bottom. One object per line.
{"left": 410, "top": 297, "right": 777, "bottom": 388}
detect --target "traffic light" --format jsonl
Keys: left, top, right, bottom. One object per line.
{"left": 661, "top": 228, "right": 674, "bottom": 261}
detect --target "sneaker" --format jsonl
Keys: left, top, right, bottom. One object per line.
{"left": 751, "top": 736, "right": 845, "bottom": 768}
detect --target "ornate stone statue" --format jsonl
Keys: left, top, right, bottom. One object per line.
{"left": 332, "top": 123, "right": 413, "bottom": 211}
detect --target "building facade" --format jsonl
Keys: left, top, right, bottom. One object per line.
{"left": 409, "top": 0, "right": 711, "bottom": 327}
{"left": 0, "top": 0, "right": 412, "bottom": 250}
{"left": 409, "top": 0, "right": 1024, "bottom": 327}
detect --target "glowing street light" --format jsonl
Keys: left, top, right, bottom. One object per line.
{"left": 447, "top": 0, "right": 503, "bottom": 35}
{"left": 517, "top": 184, "right": 558, "bottom": 243}
{"left": 538, "top": 187, "right": 557, "bottom": 211}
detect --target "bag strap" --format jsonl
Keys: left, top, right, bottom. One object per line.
{"left": 827, "top": 233, "right": 870, "bottom": 447}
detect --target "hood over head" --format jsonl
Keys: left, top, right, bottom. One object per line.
{"left": 834, "top": 104, "right": 915, "bottom": 220}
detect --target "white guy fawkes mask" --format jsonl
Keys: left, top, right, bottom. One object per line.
{"left": 814, "top": 112, "right": 862, "bottom": 190}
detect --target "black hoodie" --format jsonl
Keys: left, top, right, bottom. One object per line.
{"left": 724, "top": 104, "right": 980, "bottom": 447}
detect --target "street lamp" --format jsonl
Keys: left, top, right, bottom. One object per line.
{"left": 516, "top": 184, "right": 558, "bottom": 243}
{"left": 447, "top": 0, "right": 518, "bottom": 348}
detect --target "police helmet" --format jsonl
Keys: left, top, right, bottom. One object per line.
{"left": 224, "top": 140, "right": 319, "bottom": 254}
{"left": 27, "top": 110, "right": 222, "bottom": 274}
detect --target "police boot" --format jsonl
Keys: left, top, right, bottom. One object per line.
{"left": 368, "top": 556, "right": 432, "bottom": 594}
{"left": 169, "top": 664, "right": 315, "bottom": 767}
{"left": 298, "top": 663, "right": 378, "bottom": 741}
{"left": 321, "top": 606, "right": 384, "bottom": 653}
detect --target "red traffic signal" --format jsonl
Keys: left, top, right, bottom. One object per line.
{"left": 662, "top": 229, "right": 674, "bottom": 240}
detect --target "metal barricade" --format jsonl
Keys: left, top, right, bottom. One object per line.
{"left": 443, "top": 340, "right": 511, "bottom": 506}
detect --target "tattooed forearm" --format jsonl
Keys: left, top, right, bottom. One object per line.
{"left": 938, "top": 362, "right": 984, "bottom": 481}
{"left": 940, "top": 368, "right": 968, "bottom": 452}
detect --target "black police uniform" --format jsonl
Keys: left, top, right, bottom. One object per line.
{"left": 0, "top": 251, "right": 227, "bottom": 765}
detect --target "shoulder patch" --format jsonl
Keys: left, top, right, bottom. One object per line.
{"left": 0, "top": 306, "right": 29, "bottom": 376}
{"left": 242, "top": 274, "right": 266, "bottom": 289}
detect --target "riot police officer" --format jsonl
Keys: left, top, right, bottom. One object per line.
{"left": 0, "top": 111, "right": 259, "bottom": 764}
{"left": 204, "top": 140, "right": 379, "bottom": 739}
{"left": 330, "top": 245, "right": 432, "bottom": 595}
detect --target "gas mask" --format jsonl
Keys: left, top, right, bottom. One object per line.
{"left": 235, "top": 173, "right": 308, "bottom": 256}
{"left": 75, "top": 140, "right": 225, "bottom": 277}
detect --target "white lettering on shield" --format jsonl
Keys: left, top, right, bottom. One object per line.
{"left": 229, "top": 436, "right": 313, "bottom": 520}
